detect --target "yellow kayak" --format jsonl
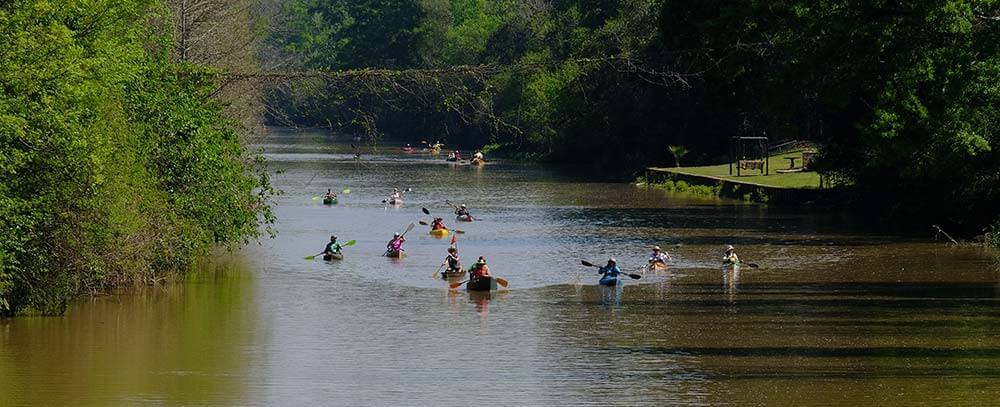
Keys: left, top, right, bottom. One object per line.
{"left": 429, "top": 228, "right": 449, "bottom": 237}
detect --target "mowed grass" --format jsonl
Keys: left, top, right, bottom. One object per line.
{"left": 650, "top": 150, "right": 822, "bottom": 189}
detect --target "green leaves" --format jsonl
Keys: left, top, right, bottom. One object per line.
{"left": 0, "top": 0, "right": 273, "bottom": 316}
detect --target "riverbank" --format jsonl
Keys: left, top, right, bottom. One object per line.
{"left": 641, "top": 164, "right": 839, "bottom": 205}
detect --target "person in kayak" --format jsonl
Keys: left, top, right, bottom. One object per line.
{"left": 599, "top": 258, "right": 622, "bottom": 280}
{"left": 386, "top": 233, "right": 405, "bottom": 253}
{"left": 323, "top": 235, "right": 342, "bottom": 256}
{"left": 430, "top": 217, "right": 447, "bottom": 231}
{"left": 454, "top": 204, "right": 472, "bottom": 219}
{"left": 648, "top": 246, "right": 671, "bottom": 268}
{"left": 723, "top": 245, "right": 740, "bottom": 264}
{"left": 389, "top": 188, "right": 402, "bottom": 202}
{"left": 441, "top": 247, "right": 462, "bottom": 275}
{"left": 323, "top": 189, "right": 337, "bottom": 200}
{"left": 469, "top": 256, "right": 490, "bottom": 279}
{"left": 473, "top": 151, "right": 484, "bottom": 161}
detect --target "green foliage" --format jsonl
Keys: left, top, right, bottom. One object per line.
{"left": 276, "top": 0, "right": 1000, "bottom": 235}
{"left": 987, "top": 221, "right": 1000, "bottom": 249}
{"left": 0, "top": 0, "right": 272, "bottom": 316}
{"left": 281, "top": 0, "right": 426, "bottom": 69}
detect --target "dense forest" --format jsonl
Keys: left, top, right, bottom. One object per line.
{"left": 0, "top": 0, "right": 273, "bottom": 316}
{"left": 272, "top": 0, "right": 1000, "bottom": 238}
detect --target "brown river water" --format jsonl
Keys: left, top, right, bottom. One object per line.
{"left": 2, "top": 128, "right": 999, "bottom": 406}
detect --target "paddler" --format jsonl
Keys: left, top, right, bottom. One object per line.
{"left": 648, "top": 246, "right": 671, "bottom": 269}
{"left": 323, "top": 235, "right": 342, "bottom": 256}
{"left": 599, "top": 258, "right": 622, "bottom": 280}
{"left": 440, "top": 247, "right": 462, "bottom": 276}
{"left": 430, "top": 217, "right": 447, "bottom": 231}
{"left": 386, "top": 232, "right": 405, "bottom": 253}
{"left": 390, "top": 188, "right": 402, "bottom": 202}
{"left": 454, "top": 204, "right": 471, "bottom": 219}
{"left": 469, "top": 256, "right": 490, "bottom": 278}
{"left": 473, "top": 151, "right": 484, "bottom": 161}
{"left": 723, "top": 245, "right": 739, "bottom": 265}
{"left": 323, "top": 188, "right": 337, "bottom": 200}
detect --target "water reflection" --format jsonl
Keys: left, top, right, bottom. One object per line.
{"left": 0, "top": 259, "right": 256, "bottom": 406}
{"left": 599, "top": 283, "right": 624, "bottom": 306}
{"left": 4, "top": 129, "right": 1000, "bottom": 406}
{"left": 723, "top": 265, "right": 740, "bottom": 305}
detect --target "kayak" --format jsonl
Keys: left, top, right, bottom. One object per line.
{"left": 388, "top": 198, "right": 402, "bottom": 205}
{"left": 649, "top": 262, "right": 668, "bottom": 271}
{"left": 401, "top": 147, "right": 414, "bottom": 153}
{"left": 471, "top": 158, "right": 485, "bottom": 166}
{"left": 598, "top": 274, "right": 621, "bottom": 286}
{"left": 322, "top": 197, "right": 337, "bottom": 205}
{"left": 429, "top": 228, "right": 449, "bottom": 237}
{"left": 323, "top": 253, "right": 344, "bottom": 261}
{"left": 446, "top": 157, "right": 460, "bottom": 162}
{"left": 385, "top": 250, "right": 405, "bottom": 258}
{"left": 456, "top": 214, "right": 473, "bottom": 222}
{"left": 441, "top": 269, "right": 466, "bottom": 279}
{"left": 466, "top": 276, "right": 498, "bottom": 291}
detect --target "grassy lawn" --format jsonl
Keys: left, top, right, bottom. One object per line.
{"left": 650, "top": 150, "right": 822, "bottom": 189}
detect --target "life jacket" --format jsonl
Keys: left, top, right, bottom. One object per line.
{"left": 471, "top": 264, "right": 490, "bottom": 278}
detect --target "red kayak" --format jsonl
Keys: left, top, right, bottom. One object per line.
{"left": 456, "top": 214, "right": 473, "bottom": 222}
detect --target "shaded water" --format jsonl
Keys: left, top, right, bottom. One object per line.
{"left": 2, "top": 128, "right": 999, "bottom": 405}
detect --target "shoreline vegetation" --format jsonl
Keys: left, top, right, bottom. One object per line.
{"left": 270, "top": 0, "right": 999, "bottom": 245}
{"left": 0, "top": 1, "right": 274, "bottom": 316}
{"left": 3, "top": 0, "right": 999, "bottom": 314}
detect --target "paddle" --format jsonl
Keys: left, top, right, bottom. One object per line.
{"left": 384, "top": 223, "right": 416, "bottom": 256}
{"left": 421, "top": 207, "right": 465, "bottom": 233}
{"left": 312, "top": 188, "right": 351, "bottom": 201}
{"left": 445, "top": 200, "right": 475, "bottom": 221}
{"left": 304, "top": 240, "right": 357, "bottom": 260}
{"left": 724, "top": 260, "right": 759, "bottom": 268}
{"left": 449, "top": 276, "right": 508, "bottom": 289}
{"left": 580, "top": 260, "right": 642, "bottom": 280}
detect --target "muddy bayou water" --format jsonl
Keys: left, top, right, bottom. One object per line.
{"left": 2, "top": 128, "right": 999, "bottom": 406}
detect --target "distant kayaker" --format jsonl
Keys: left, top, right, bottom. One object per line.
{"left": 454, "top": 204, "right": 471, "bottom": 219}
{"left": 390, "top": 188, "right": 402, "bottom": 201}
{"left": 469, "top": 256, "right": 490, "bottom": 278}
{"left": 473, "top": 151, "right": 484, "bottom": 161}
{"left": 648, "top": 246, "right": 671, "bottom": 268}
{"left": 324, "top": 235, "right": 342, "bottom": 255}
{"left": 723, "top": 245, "right": 739, "bottom": 264}
{"left": 323, "top": 189, "right": 337, "bottom": 199}
{"left": 387, "top": 233, "right": 405, "bottom": 253}
{"left": 599, "top": 258, "right": 622, "bottom": 279}
{"left": 441, "top": 247, "right": 462, "bottom": 275}
{"left": 430, "top": 217, "right": 447, "bottom": 231}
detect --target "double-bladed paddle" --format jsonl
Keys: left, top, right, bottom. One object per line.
{"left": 304, "top": 240, "right": 357, "bottom": 260}
{"left": 449, "top": 276, "right": 509, "bottom": 290}
{"left": 420, "top": 207, "right": 465, "bottom": 233}
{"left": 580, "top": 260, "right": 642, "bottom": 280}
{"left": 724, "top": 260, "right": 759, "bottom": 268}
{"left": 384, "top": 223, "right": 416, "bottom": 256}
{"left": 311, "top": 188, "right": 351, "bottom": 201}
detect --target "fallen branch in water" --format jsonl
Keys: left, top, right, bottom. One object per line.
{"left": 932, "top": 225, "right": 959, "bottom": 245}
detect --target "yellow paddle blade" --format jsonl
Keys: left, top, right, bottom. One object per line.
{"left": 495, "top": 277, "right": 509, "bottom": 288}
{"left": 342, "top": 188, "right": 351, "bottom": 194}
